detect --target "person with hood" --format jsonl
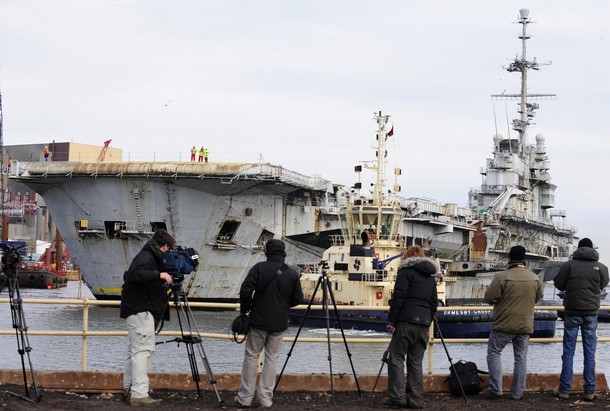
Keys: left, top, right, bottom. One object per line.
{"left": 385, "top": 245, "right": 438, "bottom": 409}
{"left": 235, "top": 239, "right": 303, "bottom": 409}
{"left": 553, "top": 237, "right": 609, "bottom": 401}
{"left": 483, "top": 245, "right": 543, "bottom": 400}
{"left": 120, "top": 228, "right": 175, "bottom": 406}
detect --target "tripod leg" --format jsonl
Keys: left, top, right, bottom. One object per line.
{"left": 4, "top": 273, "right": 42, "bottom": 403}
{"left": 325, "top": 278, "right": 362, "bottom": 396}
{"left": 274, "top": 276, "right": 323, "bottom": 393}
{"left": 368, "top": 349, "right": 389, "bottom": 404}
{"left": 320, "top": 276, "right": 336, "bottom": 403}
{"left": 434, "top": 319, "right": 468, "bottom": 404}
{"left": 173, "top": 291, "right": 226, "bottom": 408}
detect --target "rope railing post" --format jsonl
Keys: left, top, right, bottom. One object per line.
{"left": 82, "top": 298, "right": 90, "bottom": 370}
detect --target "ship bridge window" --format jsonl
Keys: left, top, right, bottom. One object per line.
{"left": 217, "top": 220, "right": 240, "bottom": 242}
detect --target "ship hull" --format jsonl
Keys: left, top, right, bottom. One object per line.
{"left": 288, "top": 308, "right": 557, "bottom": 338}
{"left": 15, "top": 162, "right": 341, "bottom": 301}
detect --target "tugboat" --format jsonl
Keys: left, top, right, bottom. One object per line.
{"left": 289, "top": 112, "right": 556, "bottom": 338}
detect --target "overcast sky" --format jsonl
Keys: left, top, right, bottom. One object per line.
{"left": 1, "top": 1, "right": 609, "bottom": 259}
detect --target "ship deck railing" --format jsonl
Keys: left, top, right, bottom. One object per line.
{"left": 0, "top": 297, "right": 603, "bottom": 374}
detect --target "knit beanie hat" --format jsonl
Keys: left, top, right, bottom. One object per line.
{"left": 265, "top": 239, "right": 287, "bottom": 257}
{"left": 578, "top": 238, "right": 593, "bottom": 248}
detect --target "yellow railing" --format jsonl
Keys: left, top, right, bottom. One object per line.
{"left": 1, "top": 298, "right": 608, "bottom": 372}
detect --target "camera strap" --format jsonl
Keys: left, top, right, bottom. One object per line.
{"left": 252, "top": 264, "right": 287, "bottom": 308}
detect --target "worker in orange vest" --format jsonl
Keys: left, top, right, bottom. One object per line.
{"left": 44, "top": 146, "right": 49, "bottom": 162}
{"left": 190, "top": 146, "right": 196, "bottom": 162}
{"left": 7, "top": 157, "right": 12, "bottom": 173}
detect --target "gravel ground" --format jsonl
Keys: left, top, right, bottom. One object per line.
{"left": 1, "top": 384, "right": 610, "bottom": 410}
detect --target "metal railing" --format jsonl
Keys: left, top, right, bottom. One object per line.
{"left": 1, "top": 298, "right": 608, "bottom": 373}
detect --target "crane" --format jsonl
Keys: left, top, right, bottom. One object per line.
{"left": 97, "top": 139, "right": 112, "bottom": 162}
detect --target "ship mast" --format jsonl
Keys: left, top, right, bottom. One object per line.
{"left": 368, "top": 111, "right": 392, "bottom": 206}
{"left": 491, "top": 8, "right": 555, "bottom": 152}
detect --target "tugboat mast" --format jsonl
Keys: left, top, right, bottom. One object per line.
{"left": 369, "top": 111, "right": 392, "bottom": 206}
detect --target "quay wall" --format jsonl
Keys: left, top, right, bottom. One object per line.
{"left": 0, "top": 370, "right": 606, "bottom": 394}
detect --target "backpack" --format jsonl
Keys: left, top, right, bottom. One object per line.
{"left": 445, "top": 360, "right": 487, "bottom": 395}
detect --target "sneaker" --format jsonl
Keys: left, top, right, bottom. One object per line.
{"left": 480, "top": 390, "right": 502, "bottom": 400}
{"left": 383, "top": 398, "right": 407, "bottom": 408}
{"left": 233, "top": 395, "right": 255, "bottom": 408}
{"left": 552, "top": 387, "right": 569, "bottom": 400}
{"left": 584, "top": 392, "right": 596, "bottom": 401}
{"left": 129, "top": 396, "right": 161, "bottom": 406}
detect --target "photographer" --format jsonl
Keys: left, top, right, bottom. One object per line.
{"left": 120, "top": 229, "right": 175, "bottom": 406}
{"left": 234, "top": 239, "right": 303, "bottom": 409}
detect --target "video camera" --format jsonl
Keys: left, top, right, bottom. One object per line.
{"left": 0, "top": 243, "right": 24, "bottom": 275}
{"left": 162, "top": 245, "right": 200, "bottom": 290}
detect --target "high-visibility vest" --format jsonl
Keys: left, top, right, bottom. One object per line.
{"left": 191, "top": 147, "right": 197, "bottom": 154}
{"left": 199, "top": 147, "right": 205, "bottom": 155}
{"left": 203, "top": 148, "right": 209, "bottom": 157}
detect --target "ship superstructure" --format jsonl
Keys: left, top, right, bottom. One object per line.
{"left": 449, "top": 9, "right": 576, "bottom": 279}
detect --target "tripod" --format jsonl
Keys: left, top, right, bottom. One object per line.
{"left": 0, "top": 246, "right": 42, "bottom": 403}
{"left": 434, "top": 318, "right": 468, "bottom": 404}
{"left": 275, "top": 265, "right": 361, "bottom": 403}
{"left": 156, "top": 284, "right": 226, "bottom": 409}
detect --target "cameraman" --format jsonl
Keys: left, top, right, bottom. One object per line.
{"left": 120, "top": 228, "right": 175, "bottom": 406}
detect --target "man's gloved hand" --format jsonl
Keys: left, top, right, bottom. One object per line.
{"left": 387, "top": 322, "right": 396, "bottom": 334}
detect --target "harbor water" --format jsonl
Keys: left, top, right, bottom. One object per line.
{"left": 1, "top": 281, "right": 610, "bottom": 380}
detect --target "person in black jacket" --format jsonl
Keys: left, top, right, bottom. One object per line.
{"left": 120, "top": 228, "right": 175, "bottom": 406}
{"left": 385, "top": 245, "right": 438, "bottom": 409}
{"left": 553, "top": 237, "right": 609, "bottom": 401}
{"left": 234, "top": 239, "right": 303, "bottom": 409}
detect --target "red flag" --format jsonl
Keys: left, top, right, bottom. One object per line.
{"left": 387, "top": 126, "right": 394, "bottom": 137}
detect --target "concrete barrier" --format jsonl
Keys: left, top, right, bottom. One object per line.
{"left": 0, "top": 370, "right": 606, "bottom": 394}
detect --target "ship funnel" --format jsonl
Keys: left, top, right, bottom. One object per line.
{"left": 519, "top": 9, "right": 530, "bottom": 20}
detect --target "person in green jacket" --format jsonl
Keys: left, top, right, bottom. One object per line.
{"left": 483, "top": 245, "right": 543, "bottom": 401}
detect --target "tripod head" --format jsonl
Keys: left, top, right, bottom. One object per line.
{"left": 319, "top": 260, "right": 330, "bottom": 276}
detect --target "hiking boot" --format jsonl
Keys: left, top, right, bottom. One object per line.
{"left": 480, "top": 390, "right": 502, "bottom": 400}
{"left": 552, "top": 387, "right": 569, "bottom": 400}
{"left": 406, "top": 400, "right": 426, "bottom": 409}
{"left": 383, "top": 397, "right": 407, "bottom": 408}
{"left": 129, "top": 396, "right": 161, "bottom": 406}
{"left": 584, "top": 392, "right": 596, "bottom": 401}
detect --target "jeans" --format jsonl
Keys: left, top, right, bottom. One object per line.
{"left": 387, "top": 322, "right": 428, "bottom": 408}
{"left": 486, "top": 330, "right": 529, "bottom": 399}
{"left": 559, "top": 314, "right": 598, "bottom": 394}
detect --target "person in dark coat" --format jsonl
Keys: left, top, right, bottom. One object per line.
{"left": 235, "top": 239, "right": 303, "bottom": 409}
{"left": 120, "top": 229, "right": 175, "bottom": 406}
{"left": 385, "top": 245, "right": 439, "bottom": 409}
{"left": 553, "top": 237, "right": 609, "bottom": 401}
